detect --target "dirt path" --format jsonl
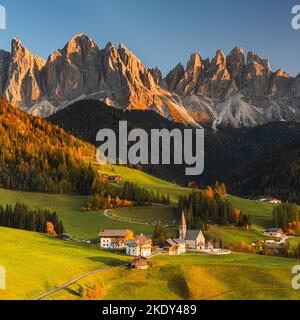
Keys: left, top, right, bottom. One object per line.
{"left": 103, "top": 209, "right": 176, "bottom": 229}
{"left": 33, "top": 264, "right": 127, "bottom": 301}
{"left": 103, "top": 209, "right": 151, "bottom": 225}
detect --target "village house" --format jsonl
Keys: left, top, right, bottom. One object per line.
{"left": 162, "top": 239, "right": 186, "bottom": 255}
{"left": 125, "top": 234, "right": 152, "bottom": 257}
{"left": 130, "top": 256, "right": 149, "bottom": 269}
{"left": 99, "top": 230, "right": 130, "bottom": 249}
{"left": 101, "top": 174, "right": 122, "bottom": 184}
{"left": 263, "top": 228, "right": 285, "bottom": 238}
{"left": 178, "top": 211, "right": 206, "bottom": 250}
{"left": 258, "top": 196, "right": 281, "bottom": 204}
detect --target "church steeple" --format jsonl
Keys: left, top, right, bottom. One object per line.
{"left": 179, "top": 211, "right": 187, "bottom": 240}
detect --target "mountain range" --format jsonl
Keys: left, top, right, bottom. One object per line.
{"left": 1, "top": 33, "right": 300, "bottom": 128}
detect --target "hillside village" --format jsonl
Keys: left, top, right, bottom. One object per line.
{"left": 98, "top": 211, "right": 231, "bottom": 268}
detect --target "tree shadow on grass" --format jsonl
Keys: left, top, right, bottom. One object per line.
{"left": 63, "top": 287, "right": 80, "bottom": 298}
{"left": 167, "top": 276, "right": 190, "bottom": 300}
{"left": 87, "top": 256, "right": 128, "bottom": 267}
{"left": 156, "top": 265, "right": 190, "bottom": 300}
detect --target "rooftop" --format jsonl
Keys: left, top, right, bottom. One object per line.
{"left": 99, "top": 230, "right": 128, "bottom": 237}
{"left": 186, "top": 230, "right": 203, "bottom": 241}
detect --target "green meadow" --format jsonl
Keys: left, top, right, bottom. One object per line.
{"left": 228, "top": 195, "right": 275, "bottom": 228}
{"left": 0, "top": 226, "right": 299, "bottom": 300}
{"left": 95, "top": 163, "right": 191, "bottom": 204}
{"left": 0, "top": 227, "right": 130, "bottom": 300}
{"left": 0, "top": 164, "right": 287, "bottom": 301}
{"left": 47, "top": 252, "right": 300, "bottom": 301}
{"left": 0, "top": 189, "right": 156, "bottom": 238}
{"left": 0, "top": 186, "right": 273, "bottom": 243}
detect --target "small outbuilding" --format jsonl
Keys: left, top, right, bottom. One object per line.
{"left": 131, "top": 256, "right": 149, "bottom": 270}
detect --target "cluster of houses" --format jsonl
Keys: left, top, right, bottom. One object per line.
{"left": 98, "top": 211, "right": 228, "bottom": 268}
{"left": 257, "top": 196, "right": 281, "bottom": 204}
{"left": 263, "top": 228, "right": 285, "bottom": 238}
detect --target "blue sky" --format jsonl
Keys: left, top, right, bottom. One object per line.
{"left": 0, "top": 0, "right": 299, "bottom": 76}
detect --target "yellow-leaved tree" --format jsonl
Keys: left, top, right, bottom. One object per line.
{"left": 46, "top": 222, "right": 57, "bottom": 236}
{"left": 125, "top": 230, "right": 134, "bottom": 241}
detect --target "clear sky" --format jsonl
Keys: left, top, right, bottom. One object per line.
{"left": 0, "top": 0, "right": 299, "bottom": 76}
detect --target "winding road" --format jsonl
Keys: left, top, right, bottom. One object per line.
{"left": 103, "top": 209, "right": 151, "bottom": 225}
{"left": 33, "top": 264, "right": 127, "bottom": 301}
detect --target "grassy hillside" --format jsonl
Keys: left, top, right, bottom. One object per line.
{"left": 1, "top": 227, "right": 298, "bottom": 300}
{"left": 93, "top": 162, "right": 191, "bottom": 204}
{"left": 109, "top": 206, "right": 176, "bottom": 226}
{"left": 0, "top": 189, "right": 156, "bottom": 238}
{"left": 0, "top": 163, "right": 275, "bottom": 241}
{"left": 228, "top": 195, "right": 275, "bottom": 228}
{"left": 207, "top": 225, "right": 268, "bottom": 246}
{"left": 96, "top": 163, "right": 276, "bottom": 227}
{"left": 0, "top": 227, "right": 130, "bottom": 300}
{"left": 0, "top": 158, "right": 277, "bottom": 242}
{"left": 49, "top": 253, "right": 299, "bottom": 300}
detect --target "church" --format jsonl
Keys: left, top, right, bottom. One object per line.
{"left": 179, "top": 211, "right": 206, "bottom": 250}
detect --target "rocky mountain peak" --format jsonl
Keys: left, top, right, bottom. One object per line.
{"left": 227, "top": 47, "right": 245, "bottom": 84}
{"left": 11, "top": 37, "right": 45, "bottom": 69}
{"left": 246, "top": 51, "right": 272, "bottom": 73}
{"left": 208, "top": 49, "right": 230, "bottom": 83}
{"left": 149, "top": 67, "right": 163, "bottom": 86}
{"left": 211, "top": 49, "right": 226, "bottom": 67}
{"left": 1, "top": 36, "right": 300, "bottom": 129}
{"left": 62, "top": 33, "right": 99, "bottom": 56}
{"left": 186, "top": 52, "right": 203, "bottom": 72}
{"left": 274, "top": 68, "right": 290, "bottom": 78}
{"left": 227, "top": 47, "right": 245, "bottom": 69}
{"left": 0, "top": 50, "right": 11, "bottom": 91}
{"left": 165, "top": 63, "right": 185, "bottom": 92}
{"left": 3, "top": 38, "right": 45, "bottom": 108}
{"left": 174, "top": 53, "right": 205, "bottom": 95}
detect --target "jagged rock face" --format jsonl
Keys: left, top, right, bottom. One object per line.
{"left": 165, "top": 47, "right": 300, "bottom": 127}
{"left": 4, "top": 38, "right": 45, "bottom": 109}
{"left": 202, "top": 50, "right": 233, "bottom": 98}
{"left": 243, "top": 51, "right": 272, "bottom": 97}
{"left": 291, "top": 74, "right": 300, "bottom": 98}
{"left": 0, "top": 50, "right": 10, "bottom": 91}
{"left": 43, "top": 34, "right": 102, "bottom": 105}
{"left": 1, "top": 34, "right": 300, "bottom": 128}
{"left": 104, "top": 43, "right": 158, "bottom": 110}
{"left": 226, "top": 47, "right": 245, "bottom": 87}
{"left": 165, "top": 63, "right": 184, "bottom": 92}
{"left": 176, "top": 53, "right": 205, "bottom": 95}
{"left": 149, "top": 67, "right": 163, "bottom": 86}
{"left": 269, "top": 69, "right": 293, "bottom": 97}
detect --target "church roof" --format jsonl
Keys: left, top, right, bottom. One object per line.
{"left": 186, "top": 230, "right": 203, "bottom": 241}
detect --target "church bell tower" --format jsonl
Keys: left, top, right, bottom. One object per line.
{"left": 179, "top": 211, "right": 187, "bottom": 240}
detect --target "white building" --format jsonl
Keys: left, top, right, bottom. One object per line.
{"left": 99, "top": 230, "right": 129, "bottom": 249}
{"left": 125, "top": 235, "right": 152, "bottom": 257}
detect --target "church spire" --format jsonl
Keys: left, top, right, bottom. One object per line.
{"left": 179, "top": 211, "right": 187, "bottom": 240}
